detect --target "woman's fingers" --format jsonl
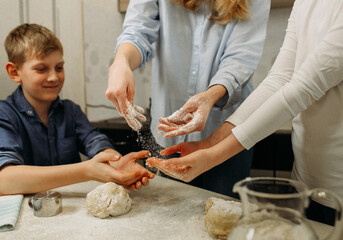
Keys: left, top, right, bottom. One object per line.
{"left": 160, "top": 144, "right": 182, "bottom": 156}
{"left": 122, "top": 99, "right": 146, "bottom": 131}
{"left": 135, "top": 111, "right": 147, "bottom": 122}
{"left": 157, "top": 124, "right": 178, "bottom": 132}
{"left": 134, "top": 104, "right": 145, "bottom": 114}
{"left": 147, "top": 157, "right": 189, "bottom": 181}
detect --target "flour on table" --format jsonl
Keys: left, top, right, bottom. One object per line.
{"left": 86, "top": 182, "right": 131, "bottom": 219}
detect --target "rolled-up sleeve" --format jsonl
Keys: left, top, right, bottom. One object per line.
{"left": 228, "top": 2, "right": 343, "bottom": 149}
{"left": 116, "top": 0, "right": 160, "bottom": 68}
{"left": 209, "top": 0, "right": 270, "bottom": 109}
{"left": 0, "top": 152, "right": 24, "bottom": 169}
{"left": 0, "top": 104, "right": 25, "bottom": 168}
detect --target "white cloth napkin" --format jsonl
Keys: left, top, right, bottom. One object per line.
{"left": 0, "top": 195, "right": 23, "bottom": 232}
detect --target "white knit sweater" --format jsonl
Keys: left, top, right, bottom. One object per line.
{"left": 227, "top": 0, "right": 343, "bottom": 208}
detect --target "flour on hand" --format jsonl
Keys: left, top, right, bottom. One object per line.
{"left": 86, "top": 182, "right": 132, "bottom": 219}
{"left": 121, "top": 99, "right": 146, "bottom": 131}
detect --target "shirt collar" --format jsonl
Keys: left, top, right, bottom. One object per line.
{"left": 8, "top": 86, "right": 62, "bottom": 116}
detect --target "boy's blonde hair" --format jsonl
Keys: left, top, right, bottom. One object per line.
{"left": 4, "top": 23, "right": 63, "bottom": 68}
{"left": 172, "top": 0, "right": 249, "bottom": 24}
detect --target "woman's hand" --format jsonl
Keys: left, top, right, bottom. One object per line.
{"left": 121, "top": 99, "right": 147, "bottom": 131}
{"left": 158, "top": 85, "right": 227, "bottom": 137}
{"left": 146, "top": 149, "right": 214, "bottom": 182}
{"left": 106, "top": 43, "right": 146, "bottom": 131}
{"left": 158, "top": 92, "right": 213, "bottom": 137}
{"left": 86, "top": 150, "right": 154, "bottom": 190}
{"left": 146, "top": 130, "right": 245, "bottom": 183}
{"left": 106, "top": 61, "right": 135, "bottom": 116}
{"left": 160, "top": 141, "right": 207, "bottom": 157}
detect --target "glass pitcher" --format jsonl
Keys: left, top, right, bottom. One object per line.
{"left": 227, "top": 177, "right": 343, "bottom": 240}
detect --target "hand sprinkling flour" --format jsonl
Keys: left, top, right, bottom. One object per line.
{"left": 121, "top": 99, "right": 147, "bottom": 131}
{"left": 158, "top": 93, "right": 212, "bottom": 137}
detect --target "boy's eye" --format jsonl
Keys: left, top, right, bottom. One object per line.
{"left": 56, "top": 66, "right": 64, "bottom": 72}
{"left": 36, "top": 67, "right": 46, "bottom": 73}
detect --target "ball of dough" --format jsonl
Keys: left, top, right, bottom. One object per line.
{"left": 204, "top": 197, "right": 242, "bottom": 239}
{"left": 86, "top": 182, "right": 131, "bottom": 218}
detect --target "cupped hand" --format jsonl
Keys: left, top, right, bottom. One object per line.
{"left": 158, "top": 92, "right": 212, "bottom": 137}
{"left": 146, "top": 149, "right": 213, "bottom": 182}
{"left": 87, "top": 151, "right": 154, "bottom": 190}
{"left": 111, "top": 150, "right": 154, "bottom": 189}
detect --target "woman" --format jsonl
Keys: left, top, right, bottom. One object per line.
{"left": 147, "top": 0, "right": 343, "bottom": 225}
{"left": 106, "top": 0, "right": 270, "bottom": 196}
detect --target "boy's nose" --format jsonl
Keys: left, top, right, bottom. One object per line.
{"left": 47, "top": 70, "right": 59, "bottom": 82}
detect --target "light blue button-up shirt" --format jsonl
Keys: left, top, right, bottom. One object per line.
{"left": 117, "top": 0, "right": 270, "bottom": 147}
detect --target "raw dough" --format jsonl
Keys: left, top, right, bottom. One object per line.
{"left": 86, "top": 182, "right": 131, "bottom": 219}
{"left": 204, "top": 197, "right": 242, "bottom": 239}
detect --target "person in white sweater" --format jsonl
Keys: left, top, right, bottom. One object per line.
{"left": 147, "top": 0, "right": 343, "bottom": 225}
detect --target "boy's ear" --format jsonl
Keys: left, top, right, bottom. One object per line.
{"left": 5, "top": 62, "right": 21, "bottom": 83}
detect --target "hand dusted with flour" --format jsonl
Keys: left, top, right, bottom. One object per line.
{"left": 121, "top": 99, "right": 146, "bottom": 131}
{"left": 158, "top": 89, "right": 219, "bottom": 138}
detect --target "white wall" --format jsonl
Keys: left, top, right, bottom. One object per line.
{"left": 82, "top": 0, "right": 152, "bottom": 121}
{"left": 0, "top": 0, "right": 22, "bottom": 100}
{"left": 0, "top": 1, "right": 292, "bottom": 123}
{"left": 254, "top": 7, "right": 292, "bottom": 87}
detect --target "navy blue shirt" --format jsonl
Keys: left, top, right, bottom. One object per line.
{"left": 0, "top": 86, "right": 114, "bottom": 168}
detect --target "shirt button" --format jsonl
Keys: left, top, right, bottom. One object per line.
{"left": 192, "top": 70, "right": 196, "bottom": 75}
{"left": 27, "top": 110, "right": 33, "bottom": 115}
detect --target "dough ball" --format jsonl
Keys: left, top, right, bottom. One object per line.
{"left": 204, "top": 197, "right": 242, "bottom": 239}
{"left": 86, "top": 182, "right": 131, "bottom": 219}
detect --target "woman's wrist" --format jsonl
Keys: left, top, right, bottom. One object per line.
{"left": 206, "top": 121, "right": 234, "bottom": 147}
{"left": 206, "top": 85, "right": 227, "bottom": 105}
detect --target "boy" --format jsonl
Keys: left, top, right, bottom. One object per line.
{"left": 0, "top": 23, "right": 154, "bottom": 195}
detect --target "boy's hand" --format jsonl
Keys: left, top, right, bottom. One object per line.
{"left": 86, "top": 151, "right": 154, "bottom": 190}
{"left": 111, "top": 150, "right": 154, "bottom": 189}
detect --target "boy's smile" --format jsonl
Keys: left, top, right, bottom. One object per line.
{"left": 16, "top": 51, "right": 65, "bottom": 109}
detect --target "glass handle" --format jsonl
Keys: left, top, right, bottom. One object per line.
{"left": 310, "top": 188, "right": 343, "bottom": 240}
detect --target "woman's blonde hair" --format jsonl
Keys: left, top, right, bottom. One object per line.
{"left": 172, "top": 0, "right": 249, "bottom": 24}
{"left": 4, "top": 23, "right": 63, "bottom": 68}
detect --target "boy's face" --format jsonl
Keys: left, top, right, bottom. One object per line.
{"left": 16, "top": 50, "right": 64, "bottom": 106}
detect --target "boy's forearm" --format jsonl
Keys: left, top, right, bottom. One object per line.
{"left": 0, "top": 162, "right": 89, "bottom": 195}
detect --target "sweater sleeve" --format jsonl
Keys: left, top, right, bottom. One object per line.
{"left": 227, "top": 2, "right": 343, "bottom": 149}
